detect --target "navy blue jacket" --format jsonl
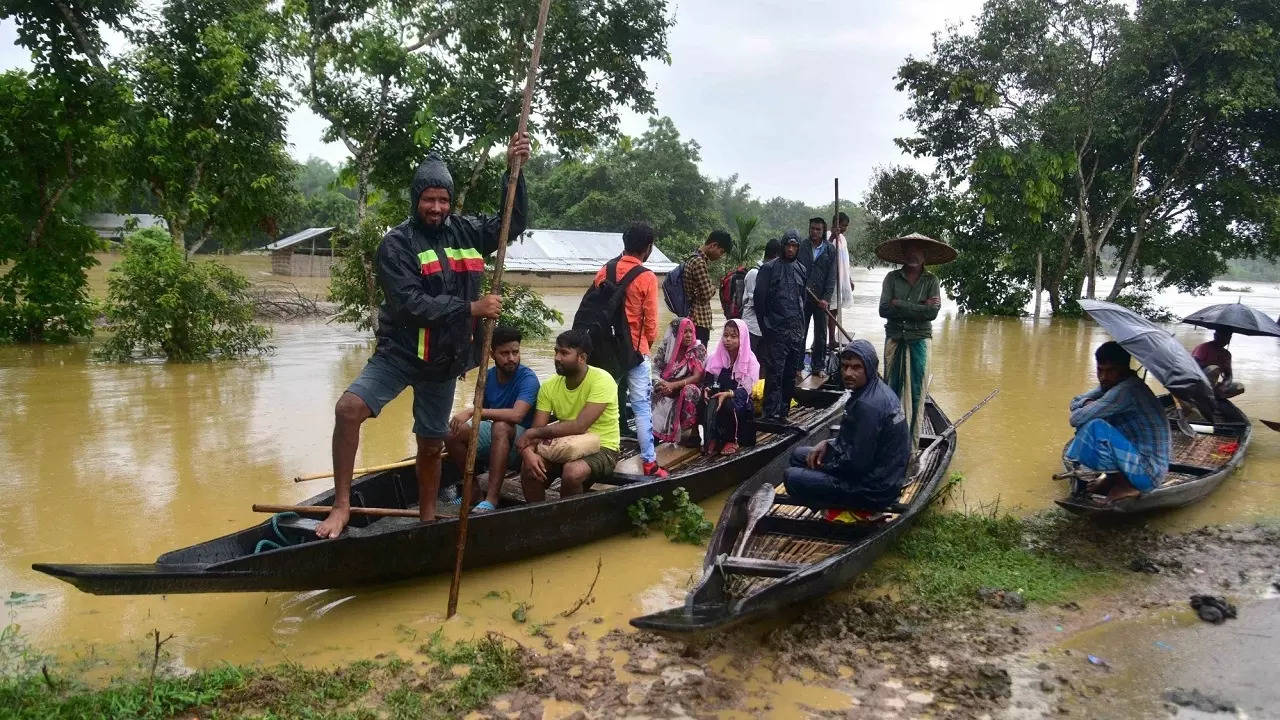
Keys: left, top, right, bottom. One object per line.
{"left": 822, "top": 340, "right": 911, "bottom": 507}
{"left": 753, "top": 250, "right": 806, "bottom": 334}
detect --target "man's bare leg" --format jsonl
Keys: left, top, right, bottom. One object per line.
{"left": 1104, "top": 473, "right": 1141, "bottom": 503}
{"left": 559, "top": 460, "right": 590, "bottom": 497}
{"left": 484, "top": 421, "right": 515, "bottom": 507}
{"left": 317, "top": 392, "right": 372, "bottom": 538}
{"left": 520, "top": 465, "right": 546, "bottom": 502}
{"left": 416, "top": 436, "right": 444, "bottom": 522}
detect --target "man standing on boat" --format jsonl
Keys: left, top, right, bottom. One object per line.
{"left": 682, "top": 231, "right": 733, "bottom": 347}
{"left": 781, "top": 340, "right": 910, "bottom": 511}
{"left": 877, "top": 233, "right": 955, "bottom": 436}
{"left": 798, "top": 217, "right": 837, "bottom": 377}
{"left": 1065, "top": 341, "right": 1171, "bottom": 504}
{"left": 754, "top": 232, "right": 807, "bottom": 421}
{"left": 443, "top": 325, "right": 540, "bottom": 513}
{"left": 316, "top": 133, "right": 531, "bottom": 539}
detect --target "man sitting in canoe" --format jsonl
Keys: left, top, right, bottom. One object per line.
{"left": 1191, "top": 329, "right": 1244, "bottom": 399}
{"left": 781, "top": 340, "right": 911, "bottom": 511}
{"left": 1066, "top": 341, "right": 1171, "bottom": 503}
{"left": 315, "top": 132, "right": 531, "bottom": 539}
{"left": 516, "top": 330, "right": 620, "bottom": 500}
{"left": 444, "top": 326, "right": 540, "bottom": 513}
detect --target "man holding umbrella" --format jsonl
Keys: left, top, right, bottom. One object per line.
{"left": 1182, "top": 301, "right": 1280, "bottom": 399}
{"left": 876, "top": 233, "right": 956, "bottom": 435}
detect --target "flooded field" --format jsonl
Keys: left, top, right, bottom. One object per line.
{"left": 2, "top": 256, "right": 1278, "bottom": 713}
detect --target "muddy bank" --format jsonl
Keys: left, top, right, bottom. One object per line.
{"left": 478, "top": 521, "right": 1278, "bottom": 719}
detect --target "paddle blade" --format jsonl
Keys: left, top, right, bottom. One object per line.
{"left": 733, "top": 483, "right": 776, "bottom": 557}
{"left": 1260, "top": 419, "right": 1280, "bottom": 432}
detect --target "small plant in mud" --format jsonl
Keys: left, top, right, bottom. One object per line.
{"left": 627, "top": 488, "right": 714, "bottom": 544}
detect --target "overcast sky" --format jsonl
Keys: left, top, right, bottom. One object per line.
{"left": 1, "top": 0, "right": 984, "bottom": 204}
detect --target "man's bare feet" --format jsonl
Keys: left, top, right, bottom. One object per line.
{"left": 315, "top": 506, "right": 350, "bottom": 539}
{"left": 1104, "top": 486, "right": 1141, "bottom": 503}
{"left": 1083, "top": 473, "right": 1110, "bottom": 494}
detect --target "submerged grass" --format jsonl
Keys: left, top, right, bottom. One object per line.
{"left": 0, "top": 627, "right": 525, "bottom": 720}
{"left": 864, "top": 509, "right": 1117, "bottom": 609}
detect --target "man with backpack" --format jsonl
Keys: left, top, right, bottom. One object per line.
{"left": 666, "top": 230, "right": 732, "bottom": 346}
{"left": 577, "top": 223, "right": 667, "bottom": 478}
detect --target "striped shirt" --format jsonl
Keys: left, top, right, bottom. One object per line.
{"left": 1069, "top": 375, "right": 1171, "bottom": 482}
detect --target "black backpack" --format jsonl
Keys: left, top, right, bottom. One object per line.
{"left": 572, "top": 257, "right": 651, "bottom": 379}
{"left": 661, "top": 259, "right": 690, "bottom": 317}
{"left": 719, "top": 266, "right": 748, "bottom": 319}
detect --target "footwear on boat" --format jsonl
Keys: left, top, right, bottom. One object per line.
{"left": 642, "top": 461, "right": 669, "bottom": 478}
{"left": 473, "top": 500, "right": 497, "bottom": 513}
{"left": 721, "top": 442, "right": 739, "bottom": 455}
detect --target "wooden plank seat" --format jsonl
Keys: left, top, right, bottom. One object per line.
{"left": 772, "top": 494, "right": 908, "bottom": 515}
{"left": 718, "top": 555, "right": 803, "bottom": 577}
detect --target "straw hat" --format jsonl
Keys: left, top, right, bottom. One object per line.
{"left": 874, "top": 232, "right": 957, "bottom": 266}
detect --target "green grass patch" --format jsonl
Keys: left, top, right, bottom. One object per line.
{"left": 864, "top": 510, "right": 1116, "bottom": 609}
{"left": 0, "top": 627, "right": 525, "bottom": 720}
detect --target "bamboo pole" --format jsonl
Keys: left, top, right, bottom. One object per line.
{"left": 293, "top": 459, "right": 416, "bottom": 483}
{"left": 252, "top": 504, "right": 417, "bottom": 518}
{"left": 833, "top": 178, "right": 840, "bottom": 344}
{"left": 807, "top": 287, "right": 852, "bottom": 342}
{"left": 447, "top": 0, "right": 552, "bottom": 619}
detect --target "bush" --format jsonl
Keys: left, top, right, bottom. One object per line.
{"left": 0, "top": 217, "right": 100, "bottom": 343}
{"left": 96, "top": 228, "right": 272, "bottom": 361}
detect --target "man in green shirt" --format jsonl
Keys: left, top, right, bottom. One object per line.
{"left": 876, "top": 233, "right": 956, "bottom": 436}
{"left": 516, "top": 329, "right": 620, "bottom": 500}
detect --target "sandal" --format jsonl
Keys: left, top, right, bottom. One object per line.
{"left": 721, "top": 442, "right": 739, "bottom": 455}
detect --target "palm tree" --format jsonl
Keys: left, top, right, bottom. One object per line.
{"left": 728, "top": 215, "right": 762, "bottom": 269}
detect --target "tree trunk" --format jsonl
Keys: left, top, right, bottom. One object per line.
{"left": 52, "top": 0, "right": 104, "bottom": 70}
{"left": 1106, "top": 213, "right": 1149, "bottom": 301}
{"left": 355, "top": 160, "right": 371, "bottom": 222}
{"left": 187, "top": 224, "right": 216, "bottom": 257}
{"left": 454, "top": 146, "right": 492, "bottom": 215}
{"left": 1033, "top": 251, "right": 1043, "bottom": 319}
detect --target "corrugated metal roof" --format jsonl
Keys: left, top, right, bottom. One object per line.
{"left": 505, "top": 228, "right": 677, "bottom": 273}
{"left": 265, "top": 227, "right": 336, "bottom": 252}
{"left": 83, "top": 213, "right": 168, "bottom": 238}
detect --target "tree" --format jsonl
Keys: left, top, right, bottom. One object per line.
{"left": 128, "top": 0, "right": 296, "bottom": 254}
{"left": 98, "top": 228, "right": 272, "bottom": 361}
{"left": 288, "top": 0, "right": 673, "bottom": 219}
{"left": 0, "top": 1, "right": 132, "bottom": 341}
{"left": 532, "top": 117, "right": 717, "bottom": 247}
{"left": 727, "top": 216, "right": 761, "bottom": 269}
{"left": 894, "top": 0, "right": 1280, "bottom": 308}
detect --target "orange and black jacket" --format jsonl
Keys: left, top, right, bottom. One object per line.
{"left": 373, "top": 170, "right": 527, "bottom": 380}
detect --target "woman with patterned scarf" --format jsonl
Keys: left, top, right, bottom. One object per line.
{"left": 651, "top": 317, "right": 706, "bottom": 446}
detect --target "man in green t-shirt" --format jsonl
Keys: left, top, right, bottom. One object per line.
{"left": 515, "top": 329, "right": 620, "bottom": 500}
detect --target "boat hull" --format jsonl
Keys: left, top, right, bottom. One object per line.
{"left": 34, "top": 395, "right": 845, "bottom": 595}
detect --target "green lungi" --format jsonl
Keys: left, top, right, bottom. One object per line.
{"left": 884, "top": 337, "right": 928, "bottom": 436}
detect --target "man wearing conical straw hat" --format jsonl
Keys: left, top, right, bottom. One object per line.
{"left": 876, "top": 233, "right": 957, "bottom": 437}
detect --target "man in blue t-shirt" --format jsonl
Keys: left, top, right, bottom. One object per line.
{"left": 445, "top": 326, "right": 540, "bottom": 512}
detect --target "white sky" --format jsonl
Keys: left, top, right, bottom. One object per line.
{"left": 0, "top": 0, "right": 984, "bottom": 204}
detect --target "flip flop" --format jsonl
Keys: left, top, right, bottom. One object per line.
{"left": 473, "top": 500, "right": 497, "bottom": 513}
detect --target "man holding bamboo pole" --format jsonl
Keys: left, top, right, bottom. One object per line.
{"left": 315, "top": 133, "right": 532, "bottom": 539}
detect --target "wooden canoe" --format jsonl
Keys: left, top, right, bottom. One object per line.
{"left": 630, "top": 397, "right": 955, "bottom": 635}
{"left": 33, "top": 390, "right": 847, "bottom": 595}
{"left": 1054, "top": 395, "right": 1251, "bottom": 516}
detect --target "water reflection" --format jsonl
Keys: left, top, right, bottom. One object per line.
{"left": 0, "top": 268, "right": 1276, "bottom": 668}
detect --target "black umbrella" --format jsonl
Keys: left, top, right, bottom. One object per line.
{"left": 1078, "top": 299, "right": 1216, "bottom": 418}
{"left": 1182, "top": 302, "right": 1280, "bottom": 338}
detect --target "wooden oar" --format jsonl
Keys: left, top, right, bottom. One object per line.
{"left": 293, "top": 459, "right": 415, "bottom": 483}
{"left": 447, "top": 0, "right": 552, "bottom": 619}
{"left": 732, "top": 483, "right": 778, "bottom": 557}
{"left": 252, "top": 504, "right": 417, "bottom": 518}
{"left": 1260, "top": 419, "right": 1280, "bottom": 432}
{"left": 806, "top": 287, "right": 852, "bottom": 342}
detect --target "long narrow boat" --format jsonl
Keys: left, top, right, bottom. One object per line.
{"left": 34, "top": 391, "right": 846, "bottom": 595}
{"left": 631, "top": 397, "right": 955, "bottom": 635}
{"left": 1055, "top": 395, "right": 1251, "bottom": 516}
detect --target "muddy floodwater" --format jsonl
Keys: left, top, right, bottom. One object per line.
{"left": 3, "top": 260, "right": 1279, "bottom": 707}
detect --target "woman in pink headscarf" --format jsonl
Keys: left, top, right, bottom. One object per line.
{"left": 701, "top": 318, "right": 760, "bottom": 455}
{"left": 652, "top": 317, "right": 706, "bottom": 446}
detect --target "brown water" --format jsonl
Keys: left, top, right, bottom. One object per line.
{"left": 2, "top": 260, "right": 1279, "bottom": 686}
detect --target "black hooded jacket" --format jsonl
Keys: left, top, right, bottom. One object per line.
{"left": 821, "top": 340, "right": 911, "bottom": 507}
{"left": 372, "top": 162, "right": 527, "bottom": 379}
{"left": 753, "top": 231, "right": 807, "bottom": 334}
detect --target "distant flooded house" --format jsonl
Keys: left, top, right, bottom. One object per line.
{"left": 84, "top": 213, "right": 168, "bottom": 241}
{"left": 505, "top": 228, "right": 677, "bottom": 287}
{"left": 265, "top": 227, "right": 336, "bottom": 277}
